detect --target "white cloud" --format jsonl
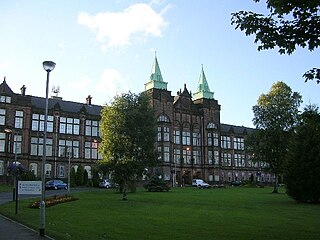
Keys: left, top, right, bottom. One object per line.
{"left": 95, "top": 68, "right": 129, "bottom": 99}
{"left": 78, "top": 3, "right": 169, "bottom": 49}
{"left": 68, "top": 76, "right": 91, "bottom": 90}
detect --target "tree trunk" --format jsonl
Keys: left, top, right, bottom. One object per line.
{"left": 272, "top": 175, "right": 279, "bottom": 193}
{"left": 122, "top": 183, "right": 127, "bottom": 201}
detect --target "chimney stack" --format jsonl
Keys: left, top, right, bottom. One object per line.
{"left": 86, "top": 95, "right": 92, "bottom": 105}
{"left": 20, "top": 85, "right": 26, "bottom": 96}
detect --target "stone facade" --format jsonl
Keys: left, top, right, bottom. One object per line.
{"left": 0, "top": 57, "right": 272, "bottom": 185}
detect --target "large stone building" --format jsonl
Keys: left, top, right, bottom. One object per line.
{"left": 0, "top": 57, "right": 272, "bottom": 185}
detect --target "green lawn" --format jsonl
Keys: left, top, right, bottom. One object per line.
{"left": 0, "top": 187, "right": 319, "bottom": 240}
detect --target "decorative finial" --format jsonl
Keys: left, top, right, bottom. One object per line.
{"left": 3, "top": 76, "right": 6, "bottom": 83}
{"left": 155, "top": 50, "right": 157, "bottom": 58}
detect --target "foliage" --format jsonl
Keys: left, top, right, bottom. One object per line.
{"left": 99, "top": 92, "right": 159, "bottom": 200}
{"left": 285, "top": 104, "right": 320, "bottom": 203}
{"left": 70, "top": 167, "right": 76, "bottom": 187}
{"left": 246, "top": 81, "right": 302, "bottom": 193}
{"left": 91, "top": 165, "right": 100, "bottom": 187}
{"left": 28, "top": 194, "right": 78, "bottom": 208}
{"left": 19, "top": 170, "right": 37, "bottom": 181}
{"left": 75, "top": 165, "right": 84, "bottom": 186}
{"left": 143, "top": 175, "right": 170, "bottom": 192}
{"left": 83, "top": 169, "right": 88, "bottom": 186}
{"left": 231, "top": 0, "right": 320, "bottom": 83}
{"left": 7, "top": 163, "right": 26, "bottom": 176}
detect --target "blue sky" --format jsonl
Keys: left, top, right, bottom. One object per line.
{"left": 0, "top": 0, "right": 319, "bottom": 128}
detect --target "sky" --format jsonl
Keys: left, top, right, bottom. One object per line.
{"left": 0, "top": 0, "right": 319, "bottom": 128}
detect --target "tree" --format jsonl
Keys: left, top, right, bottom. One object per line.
{"left": 75, "top": 165, "right": 85, "bottom": 186}
{"left": 246, "top": 81, "right": 302, "bottom": 193}
{"left": 231, "top": 0, "right": 320, "bottom": 83}
{"left": 99, "top": 92, "right": 159, "bottom": 200}
{"left": 285, "top": 104, "right": 320, "bottom": 203}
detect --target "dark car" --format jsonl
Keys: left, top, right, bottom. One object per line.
{"left": 46, "top": 180, "right": 68, "bottom": 190}
{"left": 231, "top": 180, "right": 242, "bottom": 186}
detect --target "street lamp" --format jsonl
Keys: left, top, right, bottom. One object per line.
{"left": 40, "top": 61, "right": 55, "bottom": 237}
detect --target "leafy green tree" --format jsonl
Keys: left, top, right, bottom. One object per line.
{"left": 99, "top": 92, "right": 159, "bottom": 200}
{"left": 285, "top": 104, "right": 320, "bottom": 203}
{"left": 231, "top": 0, "right": 320, "bottom": 83}
{"left": 246, "top": 81, "right": 302, "bottom": 193}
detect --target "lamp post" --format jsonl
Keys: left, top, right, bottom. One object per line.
{"left": 40, "top": 61, "right": 55, "bottom": 237}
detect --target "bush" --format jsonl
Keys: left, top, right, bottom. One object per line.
{"left": 143, "top": 175, "right": 170, "bottom": 192}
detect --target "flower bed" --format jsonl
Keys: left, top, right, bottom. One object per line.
{"left": 28, "top": 194, "right": 78, "bottom": 208}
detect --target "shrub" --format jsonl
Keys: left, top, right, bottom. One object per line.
{"left": 143, "top": 175, "right": 170, "bottom": 192}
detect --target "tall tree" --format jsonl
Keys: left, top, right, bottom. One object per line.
{"left": 231, "top": 0, "right": 320, "bottom": 83}
{"left": 99, "top": 92, "right": 159, "bottom": 200}
{"left": 246, "top": 81, "right": 302, "bottom": 193}
{"left": 285, "top": 104, "right": 320, "bottom": 203}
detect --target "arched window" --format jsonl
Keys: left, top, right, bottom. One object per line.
{"left": 157, "top": 115, "right": 170, "bottom": 123}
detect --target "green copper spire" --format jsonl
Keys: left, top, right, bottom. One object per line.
{"left": 145, "top": 52, "right": 168, "bottom": 91}
{"left": 193, "top": 65, "right": 214, "bottom": 100}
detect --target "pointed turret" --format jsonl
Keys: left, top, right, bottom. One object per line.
{"left": 145, "top": 53, "right": 168, "bottom": 91}
{"left": 193, "top": 65, "right": 214, "bottom": 100}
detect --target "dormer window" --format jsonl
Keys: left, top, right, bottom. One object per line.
{"left": 0, "top": 95, "right": 11, "bottom": 103}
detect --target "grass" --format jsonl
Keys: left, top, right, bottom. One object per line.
{"left": 0, "top": 184, "right": 13, "bottom": 193}
{"left": 0, "top": 187, "right": 319, "bottom": 240}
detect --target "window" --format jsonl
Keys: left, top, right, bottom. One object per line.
{"left": 30, "top": 163, "right": 38, "bottom": 177}
{"left": 173, "top": 149, "right": 180, "bottom": 164}
{"left": 193, "top": 150, "right": 200, "bottom": 164}
{"left": 182, "top": 131, "right": 190, "bottom": 145}
{"left": 59, "top": 140, "right": 79, "bottom": 158}
{"left": 208, "top": 150, "right": 213, "bottom": 165}
{"left": 31, "top": 114, "right": 54, "bottom": 132}
{"left": 85, "top": 141, "right": 100, "bottom": 159}
{"left": 222, "top": 153, "right": 231, "bottom": 166}
{"left": 214, "top": 151, "right": 219, "bottom": 165}
{"left": 157, "top": 115, "right": 169, "bottom": 122}
{"left": 0, "top": 109, "right": 6, "bottom": 126}
{"left": 158, "top": 127, "right": 170, "bottom": 142}
{"left": 164, "top": 146, "right": 170, "bottom": 162}
{"left": 30, "top": 137, "right": 53, "bottom": 156}
{"left": 59, "top": 117, "right": 80, "bottom": 135}
{"left": 174, "top": 130, "right": 180, "bottom": 144}
{"left": 0, "top": 95, "right": 11, "bottom": 103}
{"left": 193, "top": 132, "right": 200, "bottom": 146}
{"left": 0, "top": 133, "right": 5, "bottom": 152}
{"left": 221, "top": 136, "right": 231, "bottom": 149}
{"left": 13, "top": 135, "right": 22, "bottom": 154}
{"left": 85, "top": 120, "right": 99, "bottom": 137}
{"left": 58, "top": 165, "right": 65, "bottom": 178}
{"left": 183, "top": 148, "right": 191, "bottom": 164}
{"left": 45, "top": 164, "right": 51, "bottom": 178}
{"left": 15, "top": 111, "right": 24, "bottom": 129}
{"left": 208, "top": 132, "right": 219, "bottom": 146}
{"left": 234, "top": 137, "right": 244, "bottom": 150}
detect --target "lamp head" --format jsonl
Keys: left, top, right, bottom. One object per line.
{"left": 42, "top": 61, "right": 56, "bottom": 72}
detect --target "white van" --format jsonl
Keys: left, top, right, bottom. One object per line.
{"left": 192, "top": 179, "right": 210, "bottom": 188}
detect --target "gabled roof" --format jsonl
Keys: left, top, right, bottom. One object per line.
{"left": 193, "top": 65, "right": 214, "bottom": 100}
{"left": 0, "top": 77, "right": 15, "bottom": 95}
{"left": 145, "top": 53, "right": 168, "bottom": 91}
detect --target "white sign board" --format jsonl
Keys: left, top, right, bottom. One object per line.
{"left": 18, "top": 181, "right": 42, "bottom": 195}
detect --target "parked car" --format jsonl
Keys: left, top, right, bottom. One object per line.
{"left": 45, "top": 180, "right": 67, "bottom": 190}
{"left": 99, "top": 179, "right": 112, "bottom": 188}
{"left": 192, "top": 179, "right": 210, "bottom": 188}
{"left": 231, "top": 180, "right": 242, "bottom": 186}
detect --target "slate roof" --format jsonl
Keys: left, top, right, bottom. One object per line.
{"left": 30, "top": 96, "right": 102, "bottom": 116}
{"left": 220, "top": 123, "right": 254, "bottom": 135}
